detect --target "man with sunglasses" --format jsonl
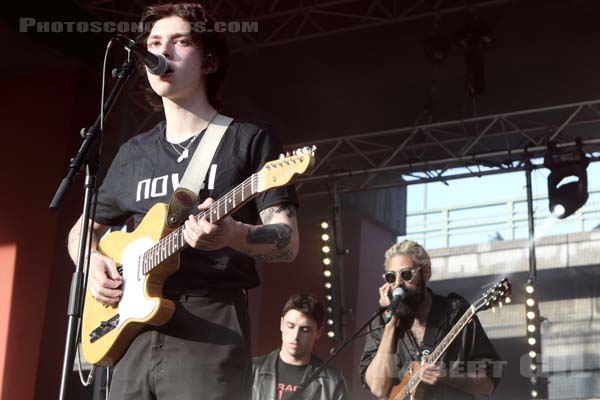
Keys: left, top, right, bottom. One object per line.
{"left": 359, "top": 240, "right": 501, "bottom": 399}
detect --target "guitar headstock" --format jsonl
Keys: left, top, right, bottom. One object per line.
{"left": 474, "top": 278, "right": 511, "bottom": 312}
{"left": 256, "top": 146, "right": 316, "bottom": 192}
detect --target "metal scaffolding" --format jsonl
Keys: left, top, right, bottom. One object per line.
{"left": 283, "top": 99, "right": 600, "bottom": 195}
{"left": 75, "top": 0, "right": 519, "bottom": 50}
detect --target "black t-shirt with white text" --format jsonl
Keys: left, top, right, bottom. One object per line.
{"left": 94, "top": 120, "right": 298, "bottom": 290}
{"left": 276, "top": 356, "right": 307, "bottom": 400}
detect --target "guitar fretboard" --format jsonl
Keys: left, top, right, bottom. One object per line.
{"left": 138, "top": 173, "right": 258, "bottom": 276}
{"left": 405, "top": 306, "right": 476, "bottom": 394}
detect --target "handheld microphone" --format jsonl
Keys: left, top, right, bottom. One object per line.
{"left": 114, "top": 34, "right": 169, "bottom": 75}
{"left": 383, "top": 287, "right": 406, "bottom": 323}
{"left": 388, "top": 287, "right": 406, "bottom": 311}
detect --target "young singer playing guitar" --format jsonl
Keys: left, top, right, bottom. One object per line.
{"left": 68, "top": 3, "right": 299, "bottom": 399}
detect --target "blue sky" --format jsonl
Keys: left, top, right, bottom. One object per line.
{"left": 404, "top": 161, "right": 600, "bottom": 248}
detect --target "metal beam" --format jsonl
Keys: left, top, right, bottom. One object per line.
{"left": 284, "top": 99, "right": 600, "bottom": 195}
{"left": 75, "top": 0, "right": 521, "bottom": 49}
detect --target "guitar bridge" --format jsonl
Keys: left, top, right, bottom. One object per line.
{"left": 89, "top": 314, "right": 120, "bottom": 343}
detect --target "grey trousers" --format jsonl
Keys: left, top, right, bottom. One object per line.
{"left": 107, "top": 289, "right": 251, "bottom": 400}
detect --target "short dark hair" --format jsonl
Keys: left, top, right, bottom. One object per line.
{"left": 137, "top": 2, "right": 229, "bottom": 109}
{"left": 282, "top": 293, "right": 325, "bottom": 329}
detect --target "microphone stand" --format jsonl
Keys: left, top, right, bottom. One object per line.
{"left": 50, "top": 58, "right": 134, "bottom": 400}
{"left": 288, "top": 306, "right": 388, "bottom": 400}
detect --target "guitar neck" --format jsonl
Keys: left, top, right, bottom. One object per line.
{"left": 139, "top": 174, "right": 258, "bottom": 274}
{"left": 404, "top": 306, "right": 476, "bottom": 393}
{"left": 428, "top": 307, "right": 475, "bottom": 363}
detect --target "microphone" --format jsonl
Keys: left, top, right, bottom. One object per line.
{"left": 383, "top": 287, "right": 406, "bottom": 323}
{"left": 388, "top": 287, "right": 406, "bottom": 312}
{"left": 114, "top": 35, "right": 168, "bottom": 75}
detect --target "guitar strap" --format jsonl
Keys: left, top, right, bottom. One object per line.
{"left": 419, "top": 294, "right": 445, "bottom": 359}
{"left": 166, "top": 114, "right": 233, "bottom": 228}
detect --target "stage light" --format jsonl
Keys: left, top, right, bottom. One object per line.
{"left": 424, "top": 31, "right": 450, "bottom": 66}
{"left": 526, "top": 298, "right": 535, "bottom": 307}
{"left": 530, "top": 377, "right": 537, "bottom": 385}
{"left": 530, "top": 363, "right": 537, "bottom": 372}
{"left": 529, "top": 351, "right": 536, "bottom": 358}
{"left": 528, "top": 337, "right": 536, "bottom": 346}
{"left": 528, "top": 325, "right": 536, "bottom": 333}
{"left": 531, "top": 389, "right": 538, "bottom": 398}
{"left": 544, "top": 143, "right": 589, "bottom": 219}
{"left": 527, "top": 311, "right": 536, "bottom": 320}
{"left": 320, "top": 218, "right": 343, "bottom": 341}
{"left": 454, "top": 14, "right": 494, "bottom": 96}
{"left": 526, "top": 284, "right": 534, "bottom": 294}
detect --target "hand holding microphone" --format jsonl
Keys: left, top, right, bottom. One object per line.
{"left": 381, "top": 286, "right": 406, "bottom": 324}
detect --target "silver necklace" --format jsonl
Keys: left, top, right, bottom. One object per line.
{"left": 170, "top": 134, "right": 199, "bottom": 163}
{"left": 167, "top": 112, "right": 218, "bottom": 163}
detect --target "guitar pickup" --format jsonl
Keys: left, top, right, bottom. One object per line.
{"left": 89, "top": 314, "right": 120, "bottom": 343}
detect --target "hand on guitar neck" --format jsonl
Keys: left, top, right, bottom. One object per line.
{"left": 182, "top": 197, "right": 243, "bottom": 251}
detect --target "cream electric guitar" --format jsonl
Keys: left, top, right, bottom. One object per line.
{"left": 81, "top": 148, "right": 315, "bottom": 366}
{"left": 389, "top": 278, "right": 511, "bottom": 400}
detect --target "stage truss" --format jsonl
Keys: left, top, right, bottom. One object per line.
{"left": 75, "top": 0, "right": 519, "bottom": 51}
{"left": 284, "top": 99, "right": 600, "bottom": 196}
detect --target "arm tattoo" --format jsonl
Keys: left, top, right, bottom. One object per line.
{"left": 275, "top": 203, "right": 296, "bottom": 218}
{"left": 246, "top": 223, "right": 292, "bottom": 250}
{"left": 259, "top": 203, "right": 297, "bottom": 224}
{"left": 252, "top": 248, "right": 294, "bottom": 263}
{"left": 259, "top": 207, "right": 276, "bottom": 224}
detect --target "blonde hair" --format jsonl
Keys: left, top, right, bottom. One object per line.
{"left": 384, "top": 240, "right": 431, "bottom": 271}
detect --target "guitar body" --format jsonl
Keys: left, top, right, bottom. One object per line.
{"left": 81, "top": 203, "right": 178, "bottom": 366}
{"left": 388, "top": 278, "right": 511, "bottom": 400}
{"left": 79, "top": 148, "right": 317, "bottom": 366}
{"left": 389, "top": 360, "right": 425, "bottom": 400}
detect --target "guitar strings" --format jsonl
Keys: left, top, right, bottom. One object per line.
{"left": 138, "top": 173, "right": 258, "bottom": 275}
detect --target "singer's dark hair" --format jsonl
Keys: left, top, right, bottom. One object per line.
{"left": 137, "top": 2, "right": 229, "bottom": 109}
{"left": 282, "top": 293, "right": 325, "bottom": 329}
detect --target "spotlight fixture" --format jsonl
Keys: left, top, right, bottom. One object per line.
{"left": 423, "top": 15, "right": 450, "bottom": 66}
{"left": 454, "top": 14, "right": 494, "bottom": 96}
{"left": 424, "top": 31, "right": 450, "bottom": 66}
{"left": 544, "top": 142, "right": 589, "bottom": 219}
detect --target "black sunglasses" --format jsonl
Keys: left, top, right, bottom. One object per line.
{"left": 382, "top": 267, "right": 421, "bottom": 284}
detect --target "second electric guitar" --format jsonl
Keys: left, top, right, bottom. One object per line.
{"left": 389, "top": 278, "right": 511, "bottom": 400}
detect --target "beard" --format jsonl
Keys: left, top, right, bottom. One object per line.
{"left": 395, "top": 279, "right": 427, "bottom": 319}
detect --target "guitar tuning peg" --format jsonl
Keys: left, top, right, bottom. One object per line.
{"left": 285, "top": 152, "right": 290, "bottom": 157}
{"left": 279, "top": 153, "right": 284, "bottom": 159}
